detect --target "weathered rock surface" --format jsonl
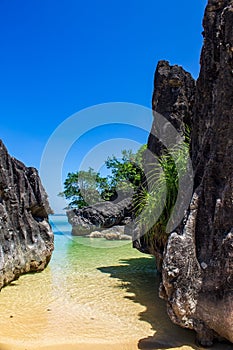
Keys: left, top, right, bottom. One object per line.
{"left": 67, "top": 198, "right": 132, "bottom": 236}
{"left": 148, "top": 60, "right": 195, "bottom": 156}
{"left": 157, "top": 0, "right": 233, "bottom": 345}
{"left": 0, "top": 140, "right": 54, "bottom": 289}
{"left": 88, "top": 226, "right": 131, "bottom": 240}
{"left": 134, "top": 61, "right": 196, "bottom": 263}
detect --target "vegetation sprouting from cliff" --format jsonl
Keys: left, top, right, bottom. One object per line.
{"left": 60, "top": 133, "right": 190, "bottom": 251}
{"left": 61, "top": 133, "right": 190, "bottom": 251}
{"left": 134, "top": 138, "right": 190, "bottom": 248}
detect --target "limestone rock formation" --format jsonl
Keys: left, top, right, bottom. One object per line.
{"left": 0, "top": 140, "right": 54, "bottom": 289}
{"left": 148, "top": 60, "right": 195, "bottom": 157}
{"left": 134, "top": 61, "right": 196, "bottom": 262}
{"left": 67, "top": 198, "right": 132, "bottom": 236}
{"left": 147, "top": 0, "right": 233, "bottom": 346}
{"left": 162, "top": 0, "right": 233, "bottom": 345}
{"left": 89, "top": 226, "right": 131, "bottom": 240}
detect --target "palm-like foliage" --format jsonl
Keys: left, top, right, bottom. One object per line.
{"left": 134, "top": 139, "right": 190, "bottom": 247}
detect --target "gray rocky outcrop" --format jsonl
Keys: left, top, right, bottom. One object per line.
{"left": 163, "top": 1, "right": 233, "bottom": 345}
{"left": 134, "top": 61, "right": 196, "bottom": 264}
{"left": 88, "top": 226, "right": 131, "bottom": 240}
{"left": 148, "top": 60, "right": 195, "bottom": 157}
{"left": 143, "top": 0, "right": 233, "bottom": 346}
{"left": 67, "top": 198, "right": 132, "bottom": 236}
{"left": 0, "top": 140, "right": 54, "bottom": 289}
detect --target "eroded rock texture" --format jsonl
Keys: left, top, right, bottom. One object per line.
{"left": 0, "top": 140, "right": 54, "bottom": 289}
{"left": 161, "top": 0, "right": 233, "bottom": 345}
{"left": 148, "top": 60, "right": 195, "bottom": 156}
{"left": 134, "top": 61, "right": 196, "bottom": 264}
{"left": 67, "top": 198, "right": 132, "bottom": 235}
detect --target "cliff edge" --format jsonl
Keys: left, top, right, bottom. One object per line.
{"left": 0, "top": 140, "right": 54, "bottom": 289}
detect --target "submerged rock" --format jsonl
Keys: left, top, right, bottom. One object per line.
{"left": 89, "top": 231, "right": 104, "bottom": 238}
{"left": 0, "top": 140, "right": 54, "bottom": 289}
{"left": 88, "top": 226, "right": 131, "bottom": 240}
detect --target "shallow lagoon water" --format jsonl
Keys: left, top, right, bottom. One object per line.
{"left": 0, "top": 215, "right": 231, "bottom": 349}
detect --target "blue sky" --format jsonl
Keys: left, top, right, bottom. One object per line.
{"left": 0, "top": 0, "right": 206, "bottom": 212}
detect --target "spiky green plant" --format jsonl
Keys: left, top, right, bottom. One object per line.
{"left": 134, "top": 138, "right": 190, "bottom": 248}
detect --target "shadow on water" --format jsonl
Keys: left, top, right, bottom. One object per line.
{"left": 98, "top": 257, "right": 232, "bottom": 350}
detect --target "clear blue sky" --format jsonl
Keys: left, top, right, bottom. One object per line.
{"left": 0, "top": 0, "right": 206, "bottom": 212}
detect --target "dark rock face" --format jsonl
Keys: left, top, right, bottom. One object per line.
{"left": 158, "top": 0, "right": 233, "bottom": 345}
{"left": 192, "top": 1, "right": 233, "bottom": 342}
{"left": 67, "top": 198, "right": 132, "bottom": 236}
{"left": 148, "top": 60, "right": 195, "bottom": 157}
{"left": 0, "top": 140, "right": 54, "bottom": 289}
{"left": 134, "top": 61, "right": 196, "bottom": 261}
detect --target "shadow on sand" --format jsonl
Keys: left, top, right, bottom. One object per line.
{"left": 98, "top": 257, "right": 232, "bottom": 350}
{"left": 97, "top": 256, "right": 197, "bottom": 349}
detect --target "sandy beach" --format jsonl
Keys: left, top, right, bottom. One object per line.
{"left": 0, "top": 343, "right": 197, "bottom": 350}
{"left": 0, "top": 341, "right": 232, "bottom": 350}
{"left": 0, "top": 218, "right": 231, "bottom": 350}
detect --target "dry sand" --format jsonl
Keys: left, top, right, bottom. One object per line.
{"left": 0, "top": 340, "right": 232, "bottom": 350}
{"left": 0, "top": 343, "right": 196, "bottom": 350}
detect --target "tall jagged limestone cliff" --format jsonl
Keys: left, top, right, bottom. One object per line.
{"left": 0, "top": 140, "right": 54, "bottom": 289}
{"left": 148, "top": 60, "right": 195, "bottom": 156}
{"left": 134, "top": 61, "right": 196, "bottom": 266}
{"left": 151, "top": 1, "right": 233, "bottom": 346}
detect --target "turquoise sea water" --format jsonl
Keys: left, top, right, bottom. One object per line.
{"left": 0, "top": 215, "right": 231, "bottom": 349}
